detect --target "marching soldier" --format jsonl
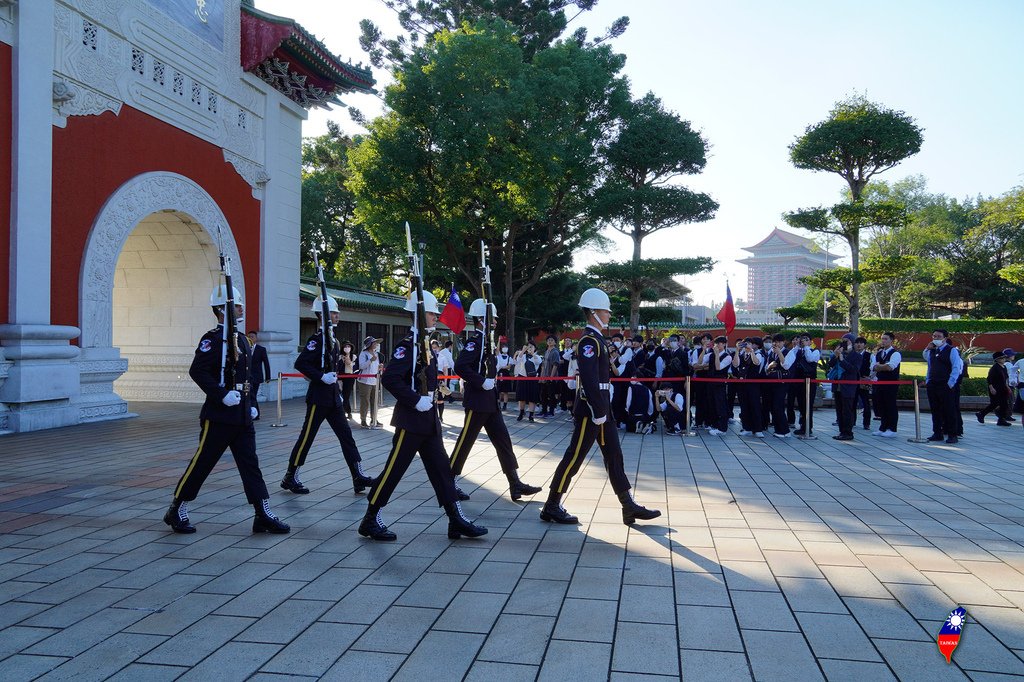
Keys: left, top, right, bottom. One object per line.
{"left": 281, "top": 296, "right": 373, "bottom": 496}
{"left": 358, "top": 291, "right": 487, "bottom": 542}
{"left": 164, "top": 285, "right": 289, "bottom": 535}
{"left": 543, "top": 288, "right": 661, "bottom": 526}
{"left": 449, "top": 299, "right": 543, "bottom": 502}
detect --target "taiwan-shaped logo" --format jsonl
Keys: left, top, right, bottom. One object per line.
{"left": 937, "top": 607, "right": 967, "bottom": 663}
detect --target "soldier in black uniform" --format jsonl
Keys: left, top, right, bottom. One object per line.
{"left": 449, "top": 299, "right": 543, "bottom": 501}
{"left": 358, "top": 291, "right": 487, "bottom": 542}
{"left": 164, "top": 285, "right": 289, "bottom": 535}
{"left": 542, "top": 288, "right": 661, "bottom": 526}
{"left": 281, "top": 296, "right": 372, "bottom": 495}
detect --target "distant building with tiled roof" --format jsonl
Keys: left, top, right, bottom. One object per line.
{"left": 737, "top": 228, "right": 839, "bottom": 318}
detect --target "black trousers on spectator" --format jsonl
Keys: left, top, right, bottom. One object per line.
{"left": 768, "top": 384, "right": 790, "bottom": 435}
{"left": 693, "top": 381, "right": 709, "bottom": 426}
{"left": 795, "top": 381, "right": 814, "bottom": 433}
{"left": 978, "top": 391, "right": 1009, "bottom": 421}
{"left": 837, "top": 392, "right": 856, "bottom": 438}
{"left": 710, "top": 384, "right": 729, "bottom": 432}
{"left": 926, "top": 383, "right": 958, "bottom": 437}
{"left": 857, "top": 387, "right": 872, "bottom": 429}
{"left": 739, "top": 384, "right": 763, "bottom": 433}
{"left": 873, "top": 385, "right": 899, "bottom": 432}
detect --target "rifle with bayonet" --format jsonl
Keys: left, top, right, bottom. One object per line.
{"left": 479, "top": 240, "right": 497, "bottom": 380}
{"left": 215, "top": 225, "right": 248, "bottom": 398}
{"left": 405, "top": 222, "right": 431, "bottom": 396}
{"left": 311, "top": 248, "right": 334, "bottom": 374}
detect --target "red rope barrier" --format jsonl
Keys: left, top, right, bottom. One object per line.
{"left": 277, "top": 373, "right": 912, "bottom": 385}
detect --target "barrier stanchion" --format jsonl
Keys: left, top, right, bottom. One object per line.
{"left": 270, "top": 371, "right": 287, "bottom": 428}
{"left": 682, "top": 376, "right": 697, "bottom": 437}
{"left": 907, "top": 379, "right": 928, "bottom": 443}
{"left": 796, "top": 377, "right": 817, "bottom": 440}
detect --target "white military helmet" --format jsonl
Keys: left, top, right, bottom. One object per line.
{"left": 578, "top": 287, "right": 611, "bottom": 311}
{"left": 468, "top": 298, "right": 498, "bottom": 318}
{"left": 310, "top": 296, "right": 339, "bottom": 314}
{"left": 210, "top": 284, "right": 243, "bottom": 307}
{"left": 404, "top": 290, "right": 440, "bottom": 314}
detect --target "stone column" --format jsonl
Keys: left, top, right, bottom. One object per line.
{"left": 0, "top": 0, "right": 82, "bottom": 432}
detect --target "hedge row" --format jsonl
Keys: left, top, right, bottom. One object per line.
{"left": 894, "top": 377, "right": 989, "bottom": 399}
{"left": 861, "top": 318, "right": 1024, "bottom": 333}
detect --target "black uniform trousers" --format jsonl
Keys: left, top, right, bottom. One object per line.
{"left": 767, "top": 384, "right": 790, "bottom": 435}
{"left": 367, "top": 428, "right": 458, "bottom": 507}
{"left": 739, "top": 384, "right": 763, "bottom": 433}
{"left": 837, "top": 392, "right": 857, "bottom": 438}
{"left": 978, "top": 389, "right": 1008, "bottom": 420}
{"left": 873, "top": 385, "right": 899, "bottom": 432}
{"left": 793, "top": 380, "right": 814, "bottom": 432}
{"left": 174, "top": 420, "right": 269, "bottom": 504}
{"left": 926, "top": 383, "right": 958, "bottom": 437}
{"left": 693, "top": 381, "right": 708, "bottom": 427}
{"left": 251, "top": 380, "right": 263, "bottom": 418}
{"left": 449, "top": 409, "right": 519, "bottom": 476}
{"left": 289, "top": 403, "right": 362, "bottom": 469}
{"left": 857, "top": 386, "right": 872, "bottom": 429}
{"left": 709, "top": 384, "right": 729, "bottom": 432}
{"left": 550, "top": 415, "right": 630, "bottom": 496}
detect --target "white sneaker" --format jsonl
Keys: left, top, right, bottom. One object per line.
{"left": 872, "top": 430, "right": 885, "bottom": 436}
{"left": 773, "top": 432, "right": 791, "bottom": 439}
{"left": 739, "top": 430, "right": 752, "bottom": 437}
{"left": 881, "top": 430, "right": 898, "bottom": 438}
{"left": 729, "top": 418, "right": 739, "bottom": 424}
{"left": 708, "top": 428, "right": 725, "bottom": 436}
{"left": 754, "top": 432, "right": 766, "bottom": 438}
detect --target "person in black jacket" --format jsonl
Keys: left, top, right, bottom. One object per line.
{"left": 449, "top": 299, "right": 542, "bottom": 501}
{"left": 543, "top": 288, "right": 660, "bottom": 526}
{"left": 977, "top": 351, "right": 1012, "bottom": 426}
{"left": 164, "top": 285, "right": 288, "bottom": 535}
{"left": 854, "top": 337, "right": 873, "bottom": 430}
{"left": 832, "top": 333, "right": 863, "bottom": 441}
{"left": 282, "top": 296, "right": 372, "bottom": 496}
{"left": 358, "top": 291, "right": 486, "bottom": 542}
{"left": 247, "top": 331, "right": 271, "bottom": 420}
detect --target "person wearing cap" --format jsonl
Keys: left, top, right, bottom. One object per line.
{"left": 870, "top": 331, "right": 902, "bottom": 437}
{"left": 543, "top": 288, "right": 661, "bottom": 526}
{"left": 976, "top": 351, "right": 1012, "bottom": 426}
{"left": 924, "top": 329, "right": 964, "bottom": 444}
{"left": 448, "top": 298, "right": 543, "bottom": 502}
{"left": 164, "top": 285, "right": 289, "bottom": 535}
{"left": 357, "top": 336, "right": 382, "bottom": 428}
{"left": 358, "top": 290, "right": 487, "bottom": 542}
{"left": 282, "top": 296, "right": 373, "bottom": 496}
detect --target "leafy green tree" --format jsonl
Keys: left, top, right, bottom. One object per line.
{"left": 359, "top": 0, "right": 627, "bottom": 68}
{"left": 775, "top": 305, "right": 815, "bottom": 327}
{"left": 587, "top": 257, "right": 712, "bottom": 327}
{"left": 591, "top": 93, "right": 717, "bottom": 328}
{"left": 785, "top": 95, "right": 923, "bottom": 333}
{"left": 300, "top": 122, "right": 404, "bottom": 291}
{"left": 348, "top": 22, "right": 629, "bottom": 342}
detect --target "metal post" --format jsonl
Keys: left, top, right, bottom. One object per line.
{"left": 796, "top": 378, "right": 817, "bottom": 440}
{"left": 907, "top": 379, "right": 928, "bottom": 443}
{"left": 270, "top": 372, "right": 287, "bottom": 427}
{"left": 682, "top": 376, "right": 696, "bottom": 436}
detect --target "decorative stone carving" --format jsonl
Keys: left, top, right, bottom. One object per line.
{"left": 80, "top": 171, "right": 245, "bottom": 351}
{"left": 223, "top": 150, "right": 270, "bottom": 194}
{"left": 53, "top": 77, "right": 122, "bottom": 126}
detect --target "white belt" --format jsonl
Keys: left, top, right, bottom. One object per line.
{"left": 598, "top": 383, "right": 611, "bottom": 390}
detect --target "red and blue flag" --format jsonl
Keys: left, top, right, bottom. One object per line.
{"left": 937, "top": 607, "right": 967, "bottom": 663}
{"left": 439, "top": 285, "right": 466, "bottom": 335}
{"left": 716, "top": 282, "right": 736, "bottom": 336}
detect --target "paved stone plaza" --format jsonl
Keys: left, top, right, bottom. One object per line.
{"left": 0, "top": 398, "right": 1022, "bottom": 681}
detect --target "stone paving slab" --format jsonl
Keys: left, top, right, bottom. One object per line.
{"left": 0, "top": 399, "right": 1023, "bottom": 680}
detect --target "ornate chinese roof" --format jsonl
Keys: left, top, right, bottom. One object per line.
{"left": 742, "top": 227, "right": 819, "bottom": 253}
{"left": 240, "top": 4, "right": 375, "bottom": 109}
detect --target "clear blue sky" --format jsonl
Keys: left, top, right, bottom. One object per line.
{"left": 259, "top": 0, "right": 1024, "bottom": 309}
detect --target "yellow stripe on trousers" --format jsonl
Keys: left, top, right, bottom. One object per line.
{"left": 557, "top": 416, "right": 589, "bottom": 493}
{"left": 449, "top": 410, "right": 474, "bottom": 467}
{"left": 369, "top": 429, "right": 406, "bottom": 506}
{"left": 175, "top": 420, "right": 211, "bottom": 499}
{"left": 291, "top": 404, "right": 317, "bottom": 467}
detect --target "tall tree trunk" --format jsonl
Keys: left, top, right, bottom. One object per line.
{"left": 849, "top": 233, "right": 860, "bottom": 335}
{"left": 629, "top": 231, "right": 643, "bottom": 330}
{"left": 505, "top": 295, "right": 518, "bottom": 349}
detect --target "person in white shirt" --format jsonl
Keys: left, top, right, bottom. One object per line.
{"left": 870, "top": 331, "right": 902, "bottom": 437}
{"left": 786, "top": 333, "right": 821, "bottom": 435}
{"left": 495, "top": 342, "right": 514, "bottom": 410}
{"left": 657, "top": 387, "right": 687, "bottom": 434}
{"left": 923, "top": 328, "right": 963, "bottom": 444}
{"left": 765, "top": 333, "right": 796, "bottom": 437}
{"left": 357, "top": 336, "right": 382, "bottom": 429}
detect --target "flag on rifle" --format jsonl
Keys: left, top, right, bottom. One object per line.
{"left": 716, "top": 282, "right": 736, "bottom": 336}
{"left": 439, "top": 285, "right": 466, "bottom": 334}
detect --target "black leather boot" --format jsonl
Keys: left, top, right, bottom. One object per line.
{"left": 539, "top": 491, "right": 579, "bottom": 524}
{"left": 507, "top": 470, "right": 542, "bottom": 501}
{"left": 350, "top": 462, "right": 373, "bottom": 494}
{"left": 444, "top": 502, "right": 488, "bottom": 539}
{"left": 358, "top": 506, "right": 397, "bottom": 541}
{"left": 618, "top": 490, "right": 661, "bottom": 525}
{"left": 280, "top": 468, "right": 309, "bottom": 494}
{"left": 252, "top": 500, "right": 290, "bottom": 534}
{"left": 454, "top": 484, "right": 471, "bottom": 501}
{"left": 163, "top": 500, "right": 196, "bottom": 534}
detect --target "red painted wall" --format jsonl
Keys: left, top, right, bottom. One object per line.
{"left": 51, "top": 105, "right": 261, "bottom": 337}
{"left": 0, "top": 42, "right": 13, "bottom": 324}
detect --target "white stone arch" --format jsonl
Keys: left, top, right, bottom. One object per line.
{"left": 80, "top": 171, "right": 245, "bottom": 349}
{"left": 74, "top": 172, "right": 245, "bottom": 416}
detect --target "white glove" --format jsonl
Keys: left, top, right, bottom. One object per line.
{"left": 250, "top": 407, "right": 258, "bottom": 419}
{"left": 320, "top": 372, "right": 338, "bottom": 385}
{"left": 482, "top": 378, "right": 496, "bottom": 391}
{"left": 593, "top": 415, "right": 607, "bottom": 425}
{"left": 415, "top": 396, "right": 433, "bottom": 412}
{"left": 222, "top": 390, "right": 241, "bottom": 407}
